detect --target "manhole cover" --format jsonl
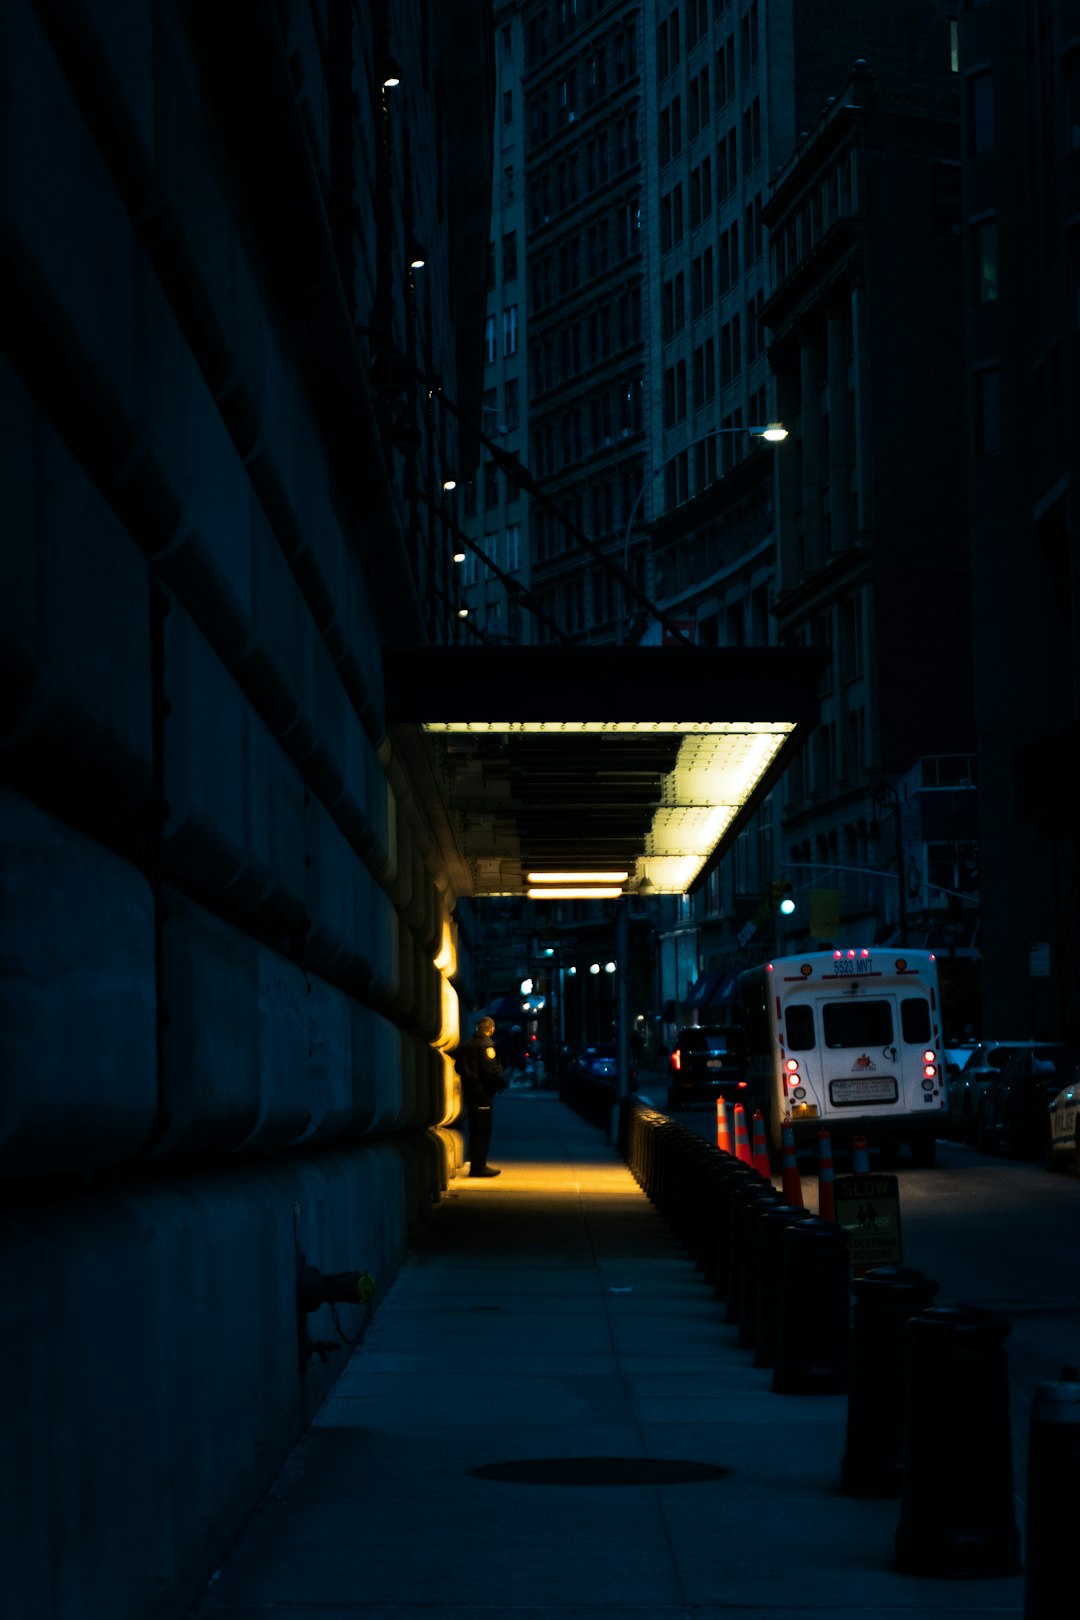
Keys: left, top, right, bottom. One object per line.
{"left": 469, "top": 1458, "right": 730, "bottom": 1486}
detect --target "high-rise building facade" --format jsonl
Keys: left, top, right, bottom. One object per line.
{"left": 958, "top": 0, "right": 1080, "bottom": 1041}
{"left": 461, "top": 0, "right": 532, "bottom": 642}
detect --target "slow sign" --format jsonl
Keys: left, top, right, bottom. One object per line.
{"left": 833, "top": 1173, "right": 902, "bottom": 1267}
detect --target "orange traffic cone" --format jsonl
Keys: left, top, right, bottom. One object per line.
{"left": 817, "top": 1128, "right": 836, "bottom": 1222}
{"left": 752, "top": 1110, "right": 773, "bottom": 1180}
{"left": 780, "top": 1117, "right": 803, "bottom": 1207}
{"left": 852, "top": 1135, "right": 870, "bottom": 1174}
{"left": 716, "top": 1097, "right": 733, "bottom": 1154}
{"left": 733, "top": 1103, "right": 753, "bottom": 1165}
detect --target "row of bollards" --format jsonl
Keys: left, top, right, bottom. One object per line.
{"left": 618, "top": 1097, "right": 1080, "bottom": 1606}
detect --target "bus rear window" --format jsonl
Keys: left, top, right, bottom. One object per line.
{"left": 786, "top": 1004, "right": 816, "bottom": 1051}
{"left": 900, "top": 997, "right": 931, "bottom": 1044}
{"left": 823, "top": 1000, "right": 894, "bottom": 1048}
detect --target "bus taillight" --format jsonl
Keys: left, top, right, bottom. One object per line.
{"left": 923, "top": 1050, "right": 936, "bottom": 1064}
{"left": 923, "top": 1064, "right": 936, "bottom": 1080}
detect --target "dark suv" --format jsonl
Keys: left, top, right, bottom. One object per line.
{"left": 976, "top": 1044, "right": 1080, "bottom": 1157}
{"left": 667, "top": 1026, "right": 748, "bottom": 1111}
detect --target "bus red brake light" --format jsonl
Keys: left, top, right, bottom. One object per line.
{"left": 923, "top": 1064, "right": 936, "bottom": 1079}
{"left": 785, "top": 1058, "right": 799, "bottom": 1073}
{"left": 923, "top": 1050, "right": 936, "bottom": 1064}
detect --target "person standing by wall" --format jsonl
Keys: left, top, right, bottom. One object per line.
{"left": 454, "top": 1016, "right": 506, "bottom": 1177}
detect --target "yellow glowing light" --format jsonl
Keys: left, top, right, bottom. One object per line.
{"left": 433, "top": 917, "right": 457, "bottom": 977}
{"left": 526, "top": 887, "right": 624, "bottom": 900}
{"left": 526, "top": 871, "right": 630, "bottom": 883}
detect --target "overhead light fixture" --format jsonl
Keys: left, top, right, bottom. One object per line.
{"left": 527, "top": 887, "right": 624, "bottom": 900}
{"left": 527, "top": 871, "right": 629, "bottom": 884}
{"left": 456, "top": 606, "right": 469, "bottom": 618}
{"left": 409, "top": 243, "right": 426, "bottom": 269}
{"left": 424, "top": 720, "right": 793, "bottom": 735}
{"left": 382, "top": 57, "right": 402, "bottom": 89}
{"left": 452, "top": 549, "right": 466, "bottom": 563}
{"left": 442, "top": 477, "right": 457, "bottom": 491}
{"left": 750, "top": 422, "right": 789, "bottom": 442}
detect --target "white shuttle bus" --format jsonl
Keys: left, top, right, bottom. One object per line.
{"left": 734, "top": 949, "right": 946, "bottom": 1167}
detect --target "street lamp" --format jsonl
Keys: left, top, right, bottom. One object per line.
{"left": 618, "top": 424, "right": 788, "bottom": 644}
{"left": 870, "top": 783, "right": 908, "bottom": 947}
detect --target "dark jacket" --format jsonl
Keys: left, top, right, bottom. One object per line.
{"left": 455, "top": 1033, "right": 506, "bottom": 1103}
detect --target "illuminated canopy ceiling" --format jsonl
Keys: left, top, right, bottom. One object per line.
{"left": 384, "top": 646, "right": 827, "bottom": 898}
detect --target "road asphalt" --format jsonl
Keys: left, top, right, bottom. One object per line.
{"left": 193, "top": 1090, "right": 1027, "bottom": 1619}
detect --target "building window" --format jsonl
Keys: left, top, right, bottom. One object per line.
{"left": 716, "top": 34, "right": 735, "bottom": 103}
{"left": 484, "top": 315, "right": 496, "bottom": 364}
{"left": 741, "top": 98, "right": 761, "bottom": 171}
{"left": 663, "top": 360, "right": 687, "bottom": 427}
{"left": 974, "top": 365, "right": 1002, "bottom": 454}
{"left": 660, "top": 184, "right": 684, "bottom": 253}
{"left": 966, "top": 69, "right": 993, "bottom": 156}
{"left": 971, "top": 217, "right": 998, "bottom": 303}
{"left": 718, "top": 221, "right": 739, "bottom": 291}
{"left": 503, "top": 305, "right": 519, "bottom": 355}
{"left": 503, "top": 89, "right": 514, "bottom": 125}
{"left": 688, "top": 68, "right": 711, "bottom": 139}
{"left": 740, "top": 3, "right": 759, "bottom": 76}
{"left": 503, "top": 377, "right": 520, "bottom": 430}
{"left": 717, "top": 127, "right": 737, "bottom": 199}
{"left": 484, "top": 462, "right": 500, "bottom": 507}
{"left": 502, "top": 231, "right": 518, "bottom": 282}
{"left": 720, "top": 315, "right": 741, "bottom": 386}
{"left": 691, "top": 246, "right": 714, "bottom": 316}
{"left": 690, "top": 156, "right": 713, "bottom": 228}
{"left": 692, "top": 338, "right": 716, "bottom": 406}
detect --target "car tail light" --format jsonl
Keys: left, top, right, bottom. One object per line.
{"left": 737, "top": 1079, "right": 747, "bottom": 1088}
{"left": 671, "top": 1049, "right": 681, "bottom": 1072}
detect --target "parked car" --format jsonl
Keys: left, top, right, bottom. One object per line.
{"left": 564, "top": 1042, "right": 638, "bottom": 1092}
{"left": 975, "top": 1044, "right": 1080, "bottom": 1158}
{"left": 1046, "top": 1069, "right": 1080, "bottom": 1172}
{"left": 666, "top": 1025, "right": 748, "bottom": 1112}
{"left": 945, "top": 1041, "right": 1051, "bottom": 1144}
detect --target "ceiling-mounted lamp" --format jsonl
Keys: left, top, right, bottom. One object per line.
{"left": 442, "top": 477, "right": 457, "bottom": 491}
{"left": 382, "top": 57, "right": 402, "bottom": 89}
{"left": 452, "top": 548, "right": 466, "bottom": 564}
{"left": 456, "top": 606, "right": 469, "bottom": 618}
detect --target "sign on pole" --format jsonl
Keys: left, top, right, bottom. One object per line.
{"left": 1029, "top": 942, "right": 1051, "bottom": 978}
{"left": 834, "top": 1173, "right": 902, "bottom": 1268}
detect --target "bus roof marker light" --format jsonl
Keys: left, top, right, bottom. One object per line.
{"left": 847, "top": 950, "right": 856, "bottom": 959}
{"left": 860, "top": 949, "right": 870, "bottom": 958}
{"left": 834, "top": 951, "right": 842, "bottom": 959}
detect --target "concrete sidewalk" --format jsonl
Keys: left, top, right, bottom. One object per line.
{"left": 193, "top": 1093, "right": 1025, "bottom": 1618}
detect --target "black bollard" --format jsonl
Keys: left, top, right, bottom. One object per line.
{"left": 736, "top": 1190, "right": 786, "bottom": 1348}
{"left": 712, "top": 1162, "right": 759, "bottom": 1303}
{"left": 895, "top": 1304, "right": 1020, "bottom": 1578}
{"left": 1025, "top": 1365, "right": 1080, "bottom": 1618}
{"left": 724, "top": 1181, "right": 777, "bottom": 1325}
{"left": 698, "top": 1156, "right": 743, "bottom": 1286}
{"left": 753, "top": 1205, "right": 814, "bottom": 1369}
{"left": 772, "top": 1217, "right": 851, "bottom": 1395}
{"left": 841, "top": 1265, "right": 940, "bottom": 1497}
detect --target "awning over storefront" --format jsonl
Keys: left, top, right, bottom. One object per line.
{"left": 684, "top": 968, "right": 741, "bottom": 1010}
{"left": 385, "top": 645, "right": 827, "bottom": 900}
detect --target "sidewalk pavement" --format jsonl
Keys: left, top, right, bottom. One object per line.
{"left": 194, "top": 1093, "right": 1026, "bottom": 1619}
